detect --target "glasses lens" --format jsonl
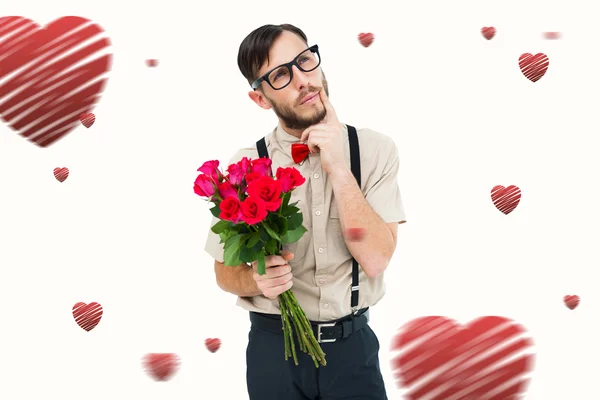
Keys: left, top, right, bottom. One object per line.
{"left": 268, "top": 48, "right": 320, "bottom": 89}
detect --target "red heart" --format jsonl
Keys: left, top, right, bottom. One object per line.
{"left": 0, "top": 16, "right": 111, "bottom": 147}
{"left": 72, "top": 302, "right": 102, "bottom": 331}
{"left": 146, "top": 59, "right": 159, "bottom": 67}
{"left": 143, "top": 353, "right": 180, "bottom": 381}
{"left": 481, "top": 27, "right": 496, "bottom": 40}
{"left": 80, "top": 113, "right": 95, "bottom": 128}
{"left": 358, "top": 33, "right": 374, "bottom": 47}
{"left": 346, "top": 227, "right": 366, "bottom": 242}
{"left": 54, "top": 167, "right": 70, "bottom": 182}
{"left": 564, "top": 295, "right": 580, "bottom": 310}
{"left": 391, "top": 316, "right": 535, "bottom": 400}
{"left": 205, "top": 338, "right": 221, "bottom": 353}
{"left": 491, "top": 185, "right": 521, "bottom": 214}
{"left": 519, "top": 53, "right": 549, "bottom": 82}
{"left": 543, "top": 32, "right": 561, "bottom": 40}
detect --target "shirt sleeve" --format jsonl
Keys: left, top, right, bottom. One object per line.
{"left": 363, "top": 135, "right": 407, "bottom": 224}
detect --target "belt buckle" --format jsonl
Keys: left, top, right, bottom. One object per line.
{"left": 317, "top": 323, "right": 337, "bottom": 343}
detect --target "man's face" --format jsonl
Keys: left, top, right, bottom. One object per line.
{"left": 253, "top": 31, "right": 330, "bottom": 131}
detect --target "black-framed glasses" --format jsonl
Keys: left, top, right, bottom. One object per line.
{"left": 251, "top": 44, "right": 321, "bottom": 91}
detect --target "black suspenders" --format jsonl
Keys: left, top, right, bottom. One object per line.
{"left": 256, "top": 125, "right": 362, "bottom": 315}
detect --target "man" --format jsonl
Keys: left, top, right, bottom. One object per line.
{"left": 204, "top": 23, "right": 407, "bottom": 399}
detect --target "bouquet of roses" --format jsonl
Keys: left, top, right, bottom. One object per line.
{"left": 194, "top": 156, "right": 327, "bottom": 367}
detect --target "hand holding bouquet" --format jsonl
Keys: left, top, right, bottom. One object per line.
{"left": 194, "top": 157, "right": 327, "bottom": 367}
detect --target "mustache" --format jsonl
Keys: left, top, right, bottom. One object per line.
{"left": 298, "top": 87, "right": 321, "bottom": 104}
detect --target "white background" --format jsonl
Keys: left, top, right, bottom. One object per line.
{"left": 1, "top": 0, "right": 599, "bottom": 399}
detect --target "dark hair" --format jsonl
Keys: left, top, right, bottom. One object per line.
{"left": 237, "top": 24, "right": 309, "bottom": 89}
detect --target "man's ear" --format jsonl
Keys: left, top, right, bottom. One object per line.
{"left": 248, "top": 90, "right": 272, "bottom": 110}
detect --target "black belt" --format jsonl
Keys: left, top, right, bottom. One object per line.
{"left": 250, "top": 307, "right": 369, "bottom": 343}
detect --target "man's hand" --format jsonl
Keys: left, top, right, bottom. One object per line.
{"left": 251, "top": 250, "right": 295, "bottom": 299}
{"left": 300, "top": 90, "right": 347, "bottom": 175}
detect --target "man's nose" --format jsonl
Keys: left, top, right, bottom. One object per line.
{"left": 291, "top": 65, "right": 311, "bottom": 88}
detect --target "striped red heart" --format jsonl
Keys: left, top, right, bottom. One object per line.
{"left": 519, "top": 53, "right": 549, "bottom": 82}
{"left": 205, "top": 338, "right": 221, "bottom": 353}
{"left": 358, "top": 33, "right": 374, "bottom": 47}
{"left": 146, "top": 59, "right": 158, "bottom": 67}
{"left": 72, "top": 302, "right": 102, "bottom": 331}
{"left": 54, "top": 167, "right": 69, "bottom": 182}
{"left": 143, "top": 353, "right": 180, "bottom": 381}
{"left": 391, "top": 316, "right": 535, "bottom": 400}
{"left": 0, "top": 16, "right": 111, "bottom": 147}
{"left": 79, "top": 113, "right": 95, "bottom": 128}
{"left": 491, "top": 185, "right": 521, "bottom": 214}
{"left": 564, "top": 295, "right": 580, "bottom": 310}
{"left": 481, "top": 27, "right": 496, "bottom": 40}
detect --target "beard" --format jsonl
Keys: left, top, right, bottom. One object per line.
{"left": 265, "top": 75, "right": 330, "bottom": 130}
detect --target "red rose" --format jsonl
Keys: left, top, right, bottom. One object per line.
{"left": 245, "top": 171, "right": 261, "bottom": 184}
{"left": 251, "top": 158, "right": 272, "bottom": 177}
{"left": 247, "top": 176, "right": 282, "bottom": 212}
{"left": 276, "top": 167, "right": 306, "bottom": 192}
{"left": 194, "top": 174, "right": 216, "bottom": 198}
{"left": 240, "top": 196, "right": 268, "bottom": 225}
{"left": 219, "top": 196, "right": 242, "bottom": 223}
{"left": 218, "top": 180, "right": 238, "bottom": 199}
{"left": 197, "top": 160, "right": 222, "bottom": 182}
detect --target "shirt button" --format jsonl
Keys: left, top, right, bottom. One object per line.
{"left": 314, "top": 173, "right": 320, "bottom": 179}
{"left": 319, "top": 279, "right": 325, "bottom": 284}
{"left": 315, "top": 210, "right": 321, "bottom": 216}
{"left": 318, "top": 247, "right": 323, "bottom": 253}
{"left": 323, "top": 303, "right": 329, "bottom": 309}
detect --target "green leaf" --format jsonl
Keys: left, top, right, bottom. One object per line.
{"left": 259, "top": 228, "right": 270, "bottom": 244}
{"left": 263, "top": 222, "right": 281, "bottom": 241}
{"left": 219, "top": 228, "right": 238, "bottom": 245}
{"left": 271, "top": 214, "right": 286, "bottom": 232}
{"left": 246, "top": 231, "right": 261, "bottom": 248}
{"left": 211, "top": 220, "right": 231, "bottom": 234}
{"left": 257, "top": 252, "right": 266, "bottom": 275}
{"left": 286, "top": 213, "right": 303, "bottom": 232}
{"left": 239, "top": 246, "right": 258, "bottom": 263}
{"left": 289, "top": 200, "right": 299, "bottom": 208}
{"left": 223, "top": 234, "right": 244, "bottom": 266}
{"left": 240, "top": 232, "right": 253, "bottom": 244}
{"left": 210, "top": 204, "right": 221, "bottom": 218}
{"left": 282, "top": 205, "right": 300, "bottom": 217}
{"left": 281, "top": 225, "right": 307, "bottom": 243}
{"left": 265, "top": 238, "right": 278, "bottom": 255}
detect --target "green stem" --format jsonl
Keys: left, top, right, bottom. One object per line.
{"left": 281, "top": 299, "right": 290, "bottom": 360}
{"left": 282, "top": 291, "right": 318, "bottom": 367}
{"left": 284, "top": 291, "right": 327, "bottom": 366}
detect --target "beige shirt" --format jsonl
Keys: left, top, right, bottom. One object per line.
{"left": 204, "top": 122, "right": 407, "bottom": 321}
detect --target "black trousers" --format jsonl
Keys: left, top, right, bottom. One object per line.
{"left": 246, "top": 312, "right": 388, "bottom": 400}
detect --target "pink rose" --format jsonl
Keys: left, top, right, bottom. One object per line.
{"left": 251, "top": 158, "right": 272, "bottom": 177}
{"left": 197, "top": 160, "right": 222, "bottom": 182}
{"left": 237, "top": 157, "right": 251, "bottom": 172}
{"left": 194, "top": 174, "right": 216, "bottom": 198}
{"left": 226, "top": 164, "right": 244, "bottom": 186}
{"left": 218, "top": 180, "right": 238, "bottom": 199}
